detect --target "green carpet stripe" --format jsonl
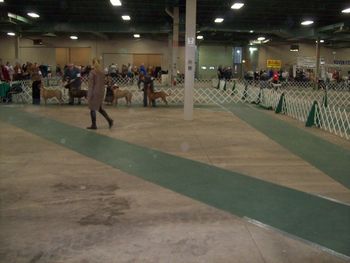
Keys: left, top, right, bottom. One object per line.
{"left": 224, "top": 103, "right": 350, "bottom": 189}
{"left": 1, "top": 106, "right": 349, "bottom": 256}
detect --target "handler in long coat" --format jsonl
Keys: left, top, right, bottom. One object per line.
{"left": 87, "top": 58, "right": 113, "bottom": 130}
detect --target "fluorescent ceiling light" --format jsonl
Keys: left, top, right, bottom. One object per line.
{"left": 320, "top": 39, "right": 324, "bottom": 43}
{"left": 133, "top": 34, "right": 140, "bottom": 38}
{"left": 257, "top": 37, "right": 265, "bottom": 41}
{"left": 7, "top": 32, "right": 15, "bottom": 36}
{"left": 290, "top": 49, "right": 299, "bottom": 52}
{"left": 262, "top": 39, "right": 270, "bottom": 43}
{"left": 70, "top": 35, "right": 78, "bottom": 40}
{"left": 249, "top": 47, "right": 257, "bottom": 52}
{"left": 231, "top": 3, "right": 244, "bottom": 9}
{"left": 341, "top": 8, "right": 350, "bottom": 13}
{"left": 214, "top": 18, "right": 224, "bottom": 23}
{"left": 249, "top": 30, "right": 254, "bottom": 33}
{"left": 122, "top": 15, "right": 130, "bottom": 20}
{"left": 110, "top": 0, "right": 122, "bottom": 6}
{"left": 27, "top": 12, "right": 40, "bottom": 18}
{"left": 0, "top": 0, "right": 4, "bottom": 3}
{"left": 301, "top": 20, "right": 314, "bottom": 26}
{"left": 197, "top": 35, "right": 204, "bottom": 40}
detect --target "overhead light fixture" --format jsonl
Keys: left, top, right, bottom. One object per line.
{"left": 201, "top": 66, "right": 207, "bottom": 70}
{"left": 301, "top": 20, "right": 314, "bottom": 26}
{"left": 249, "top": 47, "right": 257, "bottom": 52}
{"left": 0, "top": 0, "right": 4, "bottom": 3}
{"left": 133, "top": 34, "right": 140, "bottom": 38}
{"left": 7, "top": 32, "right": 16, "bottom": 36}
{"left": 214, "top": 18, "right": 224, "bottom": 23}
{"left": 249, "top": 30, "right": 254, "bottom": 33}
{"left": 122, "top": 15, "right": 130, "bottom": 20}
{"left": 110, "top": 0, "right": 122, "bottom": 6}
{"left": 257, "top": 37, "right": 265, "bottom": 41}
{"left": 341, "top": 8, "right": 350, "bottom": 13}
{"left": 197, "top": 35, "right": 204, "bottom": 40}
{"left": 70, "top": 35, "right": 78, "bottom": 40}
{"left": 262, "top": 39, "right": 270, "bottom": 43}
{"left": 320, "top": 39, "right": 324, "bottom": 43}
{"left": 27, "top": 12, "right": 40, "bottom": 18}
{"left": 231, "top": 2, "right": 244, "bottom": 9}
{"left": 209, "top": 66, "right": 215, "bottom": 70}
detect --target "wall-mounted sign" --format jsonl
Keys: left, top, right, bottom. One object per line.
{"left": 334, "top": 60, "right": 350, "bottom": 65}
{"left": 267, "top": 59, "right": 282, "bottom": 69}
{"left": 297, "top": 57, "right": 325, "bottom": 68}
{"left": 187, "top": 37, "right": 195, "bottom": 46}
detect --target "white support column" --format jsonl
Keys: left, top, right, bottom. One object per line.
{"left": 184, "top": 0, "right": 196, "bottom": 121}
{"left": 172, "top": 7, "right": 179, "bottom": 86}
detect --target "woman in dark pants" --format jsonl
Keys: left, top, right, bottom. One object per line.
{"left": 87, "top": 58, "right": 113, "bottom": 130}
{"left": 30, "top": 63, "right": 42, "bottom": 105}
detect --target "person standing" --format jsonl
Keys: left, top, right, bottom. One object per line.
{"left": 29, "top": 63, "right": 42, "bottom": 105}
{"left": 87, "top": 58, "right": 113, "bottom": 130}
{"left": 63, "top": 63, "right": 82, "bottom": 105}
{"left": 137, "top": 73, "right": 156, "bottom": 107}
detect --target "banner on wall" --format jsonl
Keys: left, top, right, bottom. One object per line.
{"left": 297, "top": 57, "right": 325, "bottom": 68}
{"left": 266, "top": 59, "right": 282, "bottom": 69}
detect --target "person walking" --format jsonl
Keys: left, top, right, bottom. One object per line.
{"left": 87, "top": 58, "right": 113, "bottom": 130}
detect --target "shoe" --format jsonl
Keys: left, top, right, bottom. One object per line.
{"left": 108, "top": 119, "right": 114, "bottom": 129}
{"left": 86, "top": 126, "right": 97, "bottom": 130}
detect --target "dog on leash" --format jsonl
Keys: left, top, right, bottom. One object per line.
{"left": 40, "top": 86, "right": 64, "bottom": 105}
{"left": 112, "top": 86, "right": 132, "bottom": 106}
{"left": 147, "top": 86, "right": 170, "bottom": 106}
{"left": 69, "top": 89, "right": 88, "bottom": 100}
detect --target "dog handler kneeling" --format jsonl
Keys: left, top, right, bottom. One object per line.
{"left": 87, "top": 58, "right": 113, "bottom": 130}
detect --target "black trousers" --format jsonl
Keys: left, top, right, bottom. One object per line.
{"left": 32, "top": 80, "right": 41, "bottom": 105}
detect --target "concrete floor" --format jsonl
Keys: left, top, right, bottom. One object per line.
{"left": 0, "top": 104, "right": 349, "bottom": 263}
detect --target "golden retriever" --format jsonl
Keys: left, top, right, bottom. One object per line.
{"left": 40, "top": 86, "right": 64, "bottom": 105}
{"left": 112, "top": 86, "right": 132, "bottom": 106}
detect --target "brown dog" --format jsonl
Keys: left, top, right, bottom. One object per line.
{"left": 147, "top": 86, "right": 170, "bottom": 106}
{"left": 69, "top": 89, "right": 88, "bottom": 100}
{"left": 112, "top": 86, "right": 132, "bottom": 106}
{"left": 40, "top": 86, "right": 64, "bottom": 105}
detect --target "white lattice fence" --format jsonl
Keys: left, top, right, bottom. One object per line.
{"left": 315, "top": 104, "right": 350, "bottom": 140}
{"left": 282, "top": 96, "right": 314, "bottom": 123}
{"left": 260, "top": 89, "right": 280, "bottom": 109}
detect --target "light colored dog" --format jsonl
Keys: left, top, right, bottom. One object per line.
{"left": 40, "top": 86, "right": 64, "bottom": 105}
{"left": 147, "top": 86, "right": 170, "bottom": 106}
{"left": 112, "top": 86, "right": 132, "bottom": 106}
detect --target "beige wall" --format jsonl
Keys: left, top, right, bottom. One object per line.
{"left": 258, "top": 43, "right": 350, "bottom": 70}
{"left": 198, "top": 45, "right": 233, "bottom": 78}
{"left": 1, "top": 36, "right": 349, "bottom": 76}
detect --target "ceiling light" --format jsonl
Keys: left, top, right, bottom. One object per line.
{"left": 122, "top": 15, "right": 130, "bottom": 20}
{"left": 214, "top": 18, "right": 224, "bottom": 23}
{"left": 257, "top": 37, "right": 265, "bottom": 41}
{"left": 262, "top": 39, "right": 270, "bottom": 43}
{"left": 231, "top": 2, "right": 244, "bottom": 9}
{"left": 7, "top": 32, "right": 15, "bottom": 36}
{"left": 70, "top": 35, "right": 78, "bottom": 40}
{"left": 249, "top": 47, "right": 257, "bottom": 52}
{"left": 197, "top": 35, "right": 204, "bottom": 40}
{"left": 301, "top": 20, "right": 314, "bottom": 26}
{"left": 110, "top": 0, "right": 122, "bottom": 6}
{"left": 320, "top": 39, "right": 324, "bottom": 43}
{"left": 134, "top": 34, "right": 140, "bottom": 38}
{"left": 341, "top": 8, "right": 350, "bottom": 13}
{"left": 27, "top": 12, "right": 40, "bottom": 18}
{"left": 249, "top": 30, "right": 254, "bottom": 33}
{"left": 0, "top": 0, "right": 4, "bottom": 3}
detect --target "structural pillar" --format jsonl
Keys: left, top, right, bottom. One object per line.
{"left": 172, "top": 7, "right": 179, "bottom": 86}
{"left": 15, "top": 36, "right": 20, "bottom": 61}
{"left": 184, "top": 0, "right": 196, "bottom": 121}
{"left": 168, "top": 33, "right": 173, "bottom": 86}
{"left": 315, "top": 37, "right": 321, "bottom": 83}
